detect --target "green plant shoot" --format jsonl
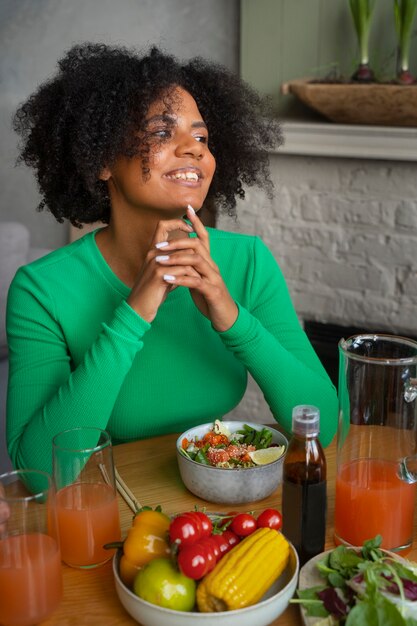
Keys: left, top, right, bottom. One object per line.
{"left": 394, "top": 0, "right": 417, "bottom": 83}
{"left": 349, "top": 0, "right": 377, "bottom": 81}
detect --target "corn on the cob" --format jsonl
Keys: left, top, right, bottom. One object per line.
{"left": 196, "top": 527, "right": 290, "bottom": 612}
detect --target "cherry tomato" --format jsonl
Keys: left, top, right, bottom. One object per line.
{"left": 198, "top": 538, "right": 217, "bottom": 572}
{"left": 169, "top": 514, "right": 201, "bottom": 547}
{"left": 199, "top": 537, "right": 220, "bottom": 564}
{"left": 177, "top": 540, "right": 215, "bottom": 579}
{"left": 182, "top": 512, "right": 204, "bottom": 538}
{"left": 202, "top": 432, "right": 229, "bottom": 446}
{"left": 230, "top": 513, "right": 257, "bottom": 537}
{"left": 193, "top": 511, "right": 213, "bottom": 538}
{"left": 212, "top": 533, "right": 228, "bottom": 557}
{"left": 256, "top": 508, "right": 283, "bottom": 531}
{"left": 177, "top": 543, "right": 208, "bottom": 579}
{"left": 212, "top": 532, "right": 235, "bottom": 558}
{"left": 221, "top": 529, "right": 240, "bottom": 552}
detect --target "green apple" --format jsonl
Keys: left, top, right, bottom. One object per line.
{"left": 133, "top": 557, "right": 196, "bottom": 612}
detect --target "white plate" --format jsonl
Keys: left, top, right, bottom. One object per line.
{"left": 298, "top": 551, "right": 332, "bottom": 626}
{"left": 297, "top": 547, "right": 412, "bottom": 626}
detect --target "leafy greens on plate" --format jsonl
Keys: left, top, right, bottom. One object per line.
{"left": 293, "top": 536, "right": 417, "bottom": 625}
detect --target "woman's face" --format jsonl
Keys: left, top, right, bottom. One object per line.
{"left": 103, "top": 87, "right": 216, "bottom": 218}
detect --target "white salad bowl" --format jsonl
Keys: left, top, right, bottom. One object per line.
{"left": 176, "top": 421, "right": 288, "bottom": 504}
{"left": 113, "top": 544, "right": 299, "bottom": 626}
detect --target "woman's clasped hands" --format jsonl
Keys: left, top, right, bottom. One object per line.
{"left": 128, "top": 205, "right": 238, "bottom": 333}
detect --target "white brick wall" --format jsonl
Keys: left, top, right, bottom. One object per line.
{"left": 220, "top": 153, "right": 417, "bottom": 422}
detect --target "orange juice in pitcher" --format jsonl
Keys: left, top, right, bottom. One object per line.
{"left": 335, "top": 458, "right": 416, "bottom": 551}
{"left": 334, "top": 334, "right": 417, "bottom": 553}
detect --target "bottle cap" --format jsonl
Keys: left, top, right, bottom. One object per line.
{"left": 292, "top": 405, "right": 320, "bottom": 437}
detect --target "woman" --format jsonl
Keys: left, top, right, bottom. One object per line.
{"left": 7, "top": 43, "right": 337, "bottom": 474}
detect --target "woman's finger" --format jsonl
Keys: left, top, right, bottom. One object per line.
{"left": 186, "top": 205, "right": 210, "bottom": 251}
{"left": 153, "top": 237, "right": 217, "bottom": 270}
{"left": 155, "top": 251, "right": 219, "bottom": 284}
{"left": 0, "top": 486, "right": 10, "bottom": 534}
{"left": 152, "top": 218, "right": 193, "bottom": 246}
{"left": 161, "top": 265, "right": 201, "bottom": 283}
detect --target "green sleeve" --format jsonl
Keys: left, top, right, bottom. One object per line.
{"left": 218, "top": 237, "right": 338, "bottom": 447}
{"left": 6, "top": 266, "right": 150, "bottom": 474}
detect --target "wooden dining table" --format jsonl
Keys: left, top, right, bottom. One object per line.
{"left": 43, "top": 429, "right": 417, "bottom": 626}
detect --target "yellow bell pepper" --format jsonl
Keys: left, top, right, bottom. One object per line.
{"left": 119, "top": 554, "right": 142, "bottom": 588}
{"left": 196, "top": 527, "right": 290, "bottom": 612}
{"left": 120, "top": 509, "right": 171, "bottom": 587}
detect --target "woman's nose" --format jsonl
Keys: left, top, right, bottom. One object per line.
{"left": 175, "top": 134, "right": 203, "bottom": 160}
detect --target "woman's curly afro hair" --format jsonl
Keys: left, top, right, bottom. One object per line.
{"left": 13, "top": 42, "right": 282, "bottom": 227}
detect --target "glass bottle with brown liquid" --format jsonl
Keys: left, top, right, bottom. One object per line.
{"left": 282, "top": 405, "right": 326, "bottom": 566}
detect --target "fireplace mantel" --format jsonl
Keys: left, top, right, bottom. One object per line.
{"left": 278, "top": 122, "right": 417, "bottom": 162}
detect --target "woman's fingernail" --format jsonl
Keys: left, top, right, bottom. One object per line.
{"left": 155, "top": 241, "right": 169, "bottom": 249}
{"left": 163, "top": 274, "right": 176, "bottom": 282}
{"left": 187, "top": 204, "right": 196, "bottom": 215}
{"left": 155, "top": 255, "right": 169, "bottom": 262}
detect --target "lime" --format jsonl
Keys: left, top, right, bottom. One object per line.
{"left": 248, "top": 446, "right": 285, "bottom": 465}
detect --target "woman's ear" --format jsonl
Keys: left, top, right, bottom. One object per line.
{"left": 99, "top": 167, "right": 111, "bottom": 181}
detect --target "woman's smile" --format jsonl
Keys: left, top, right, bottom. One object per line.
{"left": 163, "top": 167, "right": 203, "bottom": 185}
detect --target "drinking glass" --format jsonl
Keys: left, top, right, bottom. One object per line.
{"left": 52, "top": 427, "right": 121, "bottom": 568}
{"left": 0, "top": 469, "right": 63, "bottom": 626}
{"left": 334, "top": 334, "right": 417, "bottom": 553}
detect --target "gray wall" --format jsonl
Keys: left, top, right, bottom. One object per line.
{"left": 0, "top": 0, "right": 240, "bottom": 249}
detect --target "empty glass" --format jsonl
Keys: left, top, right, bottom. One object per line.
{"left": 52, "top": 427, "right": 121, "bottom": 568}
{"left": 0, "top": 469, "right": 62, "bottom": 626}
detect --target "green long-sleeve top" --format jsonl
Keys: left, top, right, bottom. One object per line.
{"left": 6, "top": 227, "right": 337, "bottom": 475}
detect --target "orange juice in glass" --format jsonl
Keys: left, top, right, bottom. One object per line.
{"left": 0, "top": 469, "right": 62, "bottom": 626}
{"left": 335, "top": 334, "right": 417, "bottom": 553}
{"left": 53, "top": 427, "right": 121, "bottom": 568}
{"left": 56, "top": 481, "right": 120, "bottom": 567}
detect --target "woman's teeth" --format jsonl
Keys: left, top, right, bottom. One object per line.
{"left": 166, "top": 171, "right": 199, "bottom": 181}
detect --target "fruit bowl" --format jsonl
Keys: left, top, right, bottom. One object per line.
{"left": 176, "top": 421, "right": 288, "bottom": 504}
{"left": 113, "top": 544, "right": 299, "bottom": 626}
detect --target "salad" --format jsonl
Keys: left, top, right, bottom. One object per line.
{"left": 293, "top": 536, "right": 417, "bottom": 625}
{"left": 180, "top": 420, "right": 285, "bottom": 468}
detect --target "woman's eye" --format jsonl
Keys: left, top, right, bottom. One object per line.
{"left": 151, "top": 129, "right": 171, "bottom": 139}
{"left": 195, "top": 135, "right": 208, "bottom": 144}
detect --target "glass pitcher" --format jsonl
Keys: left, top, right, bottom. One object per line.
{"left": 334, "top": 334, "right": 417, "bottom": 553}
